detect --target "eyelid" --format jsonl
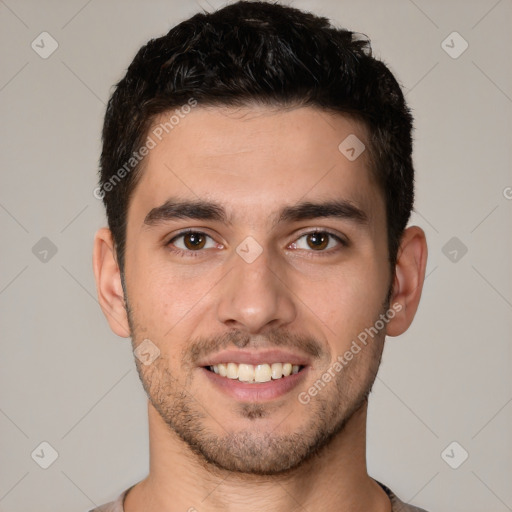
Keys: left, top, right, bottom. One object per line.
{"left": 290, "top": 229, "right": 348, "bottom": 252}
{"left": 293, "top": 228, "right": 348, "bottom": 244}
{"left": 166, "top": 229, "right": 222, "bottom": 256}
{"left": 167, "top": 228, "right": 217, "bottom": 243}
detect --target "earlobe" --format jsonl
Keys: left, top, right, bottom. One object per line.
{"left": 386, "top": 226, "right": 428, "bottom": 337}
{"left": 92, "top": 227, "right": 131, "bottom": 338}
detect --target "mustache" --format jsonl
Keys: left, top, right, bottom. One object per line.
{"left": 183, "top": 329, "right": 326, "bottom": 365}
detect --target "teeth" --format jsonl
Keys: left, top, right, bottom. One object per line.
{"left": 254, "top": 364, "right": 272, "bottom": 382}
{"left": 226, "top": 363, "right": 238, "bottom": 379}
{"left": 238, "top": 363, "right": 254, "bottom": 382}
{"left": 208, "top": 362, "right": 303, "bottom": 383}
{"left": 271, "top": 362, "right": 282, "bottom": 379}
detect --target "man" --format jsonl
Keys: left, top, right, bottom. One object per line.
{"left": 91, "top": 1, "right": 429, "bottom": 511}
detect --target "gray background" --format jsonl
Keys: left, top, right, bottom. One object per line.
{"left": 1, "top": 0, "right": 511, "bottom": 511}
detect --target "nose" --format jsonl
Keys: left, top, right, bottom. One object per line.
{"left": 215, "top": 245, "right": 297, "bottom": 334}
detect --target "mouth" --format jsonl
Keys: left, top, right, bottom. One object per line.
{"left": 198, "top": 349, "right": 311, "bottom": 401}
{"left": 204, "top": 362, "right": 306, "bottom": 384}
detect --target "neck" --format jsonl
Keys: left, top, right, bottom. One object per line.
{"left": 124, "top": 400, "right": 391, "bottom": 512}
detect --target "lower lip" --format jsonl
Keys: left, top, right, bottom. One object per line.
{"left": 200, "top": 366, "right": 309, "bottom": 402}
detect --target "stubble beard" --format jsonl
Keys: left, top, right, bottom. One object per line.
{"left": 125, "top": 293, "right": 389, "bottom": 476}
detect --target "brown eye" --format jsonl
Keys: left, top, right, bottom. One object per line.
{"left": 290, "top": 231, "right": 346, "bottom": 253}
{"left": 167, "top": 230, "right": 223, "bottom": 258}
{"left": 168, "top": 231, "right": 218, "bottom": 254}
{"left": 306, "top": 232, "right": 329, "bottom": 250}
{"left": 183, "top": 232, "right": 207, "bottom": 250}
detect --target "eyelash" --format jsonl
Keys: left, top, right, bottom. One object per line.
{"left": 166, "top": 229, "right": 348, "bottom": 258}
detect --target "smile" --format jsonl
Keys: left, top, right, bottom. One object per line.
{"left": 206, "top": 362, "right": 304, "bottom": 383}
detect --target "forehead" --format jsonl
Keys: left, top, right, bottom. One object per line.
{"left": 129, "top": 105, "right": 383, "bottom": 227}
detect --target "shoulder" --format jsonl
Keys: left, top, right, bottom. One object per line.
{"left": 375, "top": 480, "right": 431, "bottom": 512}
{"left": 87, "top": 485, "right": 132, "bottom": 512}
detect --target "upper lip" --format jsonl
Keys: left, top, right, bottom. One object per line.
{"left": 198, "top": 349, "right": 311, "bottom": 367}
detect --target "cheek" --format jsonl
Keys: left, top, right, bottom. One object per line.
{"left": 127, "top": 261, "right": 219, "bottom": 332}
{"left": 295, "top": 257, "right": 388, "bottom": 341}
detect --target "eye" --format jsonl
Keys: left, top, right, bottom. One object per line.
{"left": 289, "top": 231, "right": 346, "bottom": 252}
{"left": 168, "top": 230, "right": 221, "bottom": 255}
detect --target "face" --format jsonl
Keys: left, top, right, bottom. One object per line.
{"left": 121, "top": 105, "right": 393, "bottom": 474}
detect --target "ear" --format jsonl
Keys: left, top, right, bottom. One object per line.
{"left": 386, "top": 226, "right": 428, "bottom": 337}
{"left": 92, "top": 227, "right": 131, "bottom": 338}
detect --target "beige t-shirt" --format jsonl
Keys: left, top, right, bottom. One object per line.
{"left": 88, "top": 480, "right": 429, "bottom": 511}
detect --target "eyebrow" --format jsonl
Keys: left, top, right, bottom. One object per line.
{"left": 143, "top": 197, "right": 369, "bottom": 228}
